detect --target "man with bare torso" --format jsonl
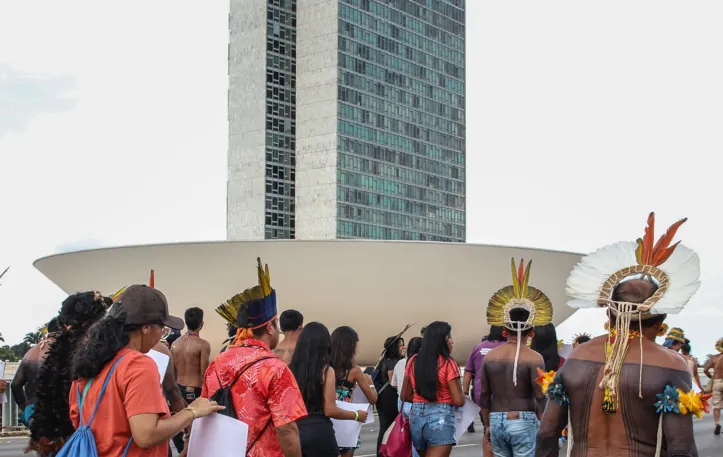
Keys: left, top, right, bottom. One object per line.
{"left": 481, "top": 308, "right": 546, "bottom": 457}
{"left": 171, "top": 307, "right": 211, "bottom": 402}
{"left": 274, "top": 309, "right": 303, "bottom": 365}
{"left": 710, "top": 352, "right": 723, "bottom": 435}
{"left": 11, "top": 318, "right": 60, "bottom": 427}
{"left": 536, "top": 280, "right": 697, "bottom": 457}
{"left": 703, "top": 341, "right": 723, "bottom": 434}
{"left": 154, "top": 339, "right": 189, "bottom": 456}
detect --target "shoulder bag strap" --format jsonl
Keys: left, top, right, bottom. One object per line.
{"left": 246, "top": 418, "right": 272, "bottom": 456}
{"left": 86, "top": 354, "right": 127, "bottom": 426}
{"left": 77, "top": 378, "right": 95, "bottom": 427}
{"left": 228, "top": 356, "right": 275, "bottom": 389}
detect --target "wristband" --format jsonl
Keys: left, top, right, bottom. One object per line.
{"left": 183, "top": 406, "right": 198, "bottom": 420}
{"left": 354, "top": 411, "right": 359, "bottom": 421}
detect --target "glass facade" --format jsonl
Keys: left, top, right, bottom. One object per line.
{"left": 337, "top": 0, "right": 466, "bottom": 242}
{"left": 265, "top": 0, "right": 297, "bottom": 239}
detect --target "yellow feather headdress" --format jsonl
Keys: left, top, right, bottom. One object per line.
{"left": 716, "top": 338, "right": 723, "bottom": 354}
{"left": 487, "top": 258, "right": 553, "bottom": 330}
{"left": 215, "top": 257, "right": 274, "bottom": 327}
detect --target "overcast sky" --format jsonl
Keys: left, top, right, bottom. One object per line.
{"left": 1, "top": 1, "right": 721, "bottom": 359}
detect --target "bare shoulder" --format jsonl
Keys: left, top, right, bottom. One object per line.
{"left": 644, "top": 340, "right": 688, "bottom": 371}
{"left": 520, "top": 346, "right": 544, "bottom": 364}
{"left": 154, "top": 342, "right": 171, "bottom": 356}
{"left": 349, "top": 365, "right": 363, "bottom": 377}
{"left": 567, "top": 335, "right": 606, "bottom": 361}
{"left": 201, "top": 338, "right": 211, "bottom": 350}
{"left": 484, "top": 344, "right": 505, "bottom": 360}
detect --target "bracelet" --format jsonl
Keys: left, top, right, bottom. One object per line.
{"left": 183, "top": 406, "right": 197, "bottom": 420}
{"left": 354, "top": 411, "right": 359, "bottom": 421}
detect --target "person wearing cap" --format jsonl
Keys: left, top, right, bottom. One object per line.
{"left": 536, "top": 213, "right": 701, "bottom": 457}
{"left": 662, "top": 327, "right": 687, "bottom": 352}
{"left": 68, "top": 285, "right": 224, "bottom": 457}
{"left": 208, "top": 258, "right": 305, "bottom": 457}
{"left": 480, "top": 259, "right": 551, "bottom": 457}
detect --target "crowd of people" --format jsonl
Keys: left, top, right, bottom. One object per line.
{"left": 0, "top": 212, "right": 716, "bottom": 457}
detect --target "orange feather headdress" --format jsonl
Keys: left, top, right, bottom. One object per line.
{"left": 566, "top": 212, "right": 700, "bottom": 316}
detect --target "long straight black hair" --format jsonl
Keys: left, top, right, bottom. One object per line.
{"left": 289, "top": 322, "right": 331, "bottom": 410}
{"left": 406, "top": 337, "right": 423, "bottom": 367}
{"left": 530, "top": 323, "right": 561, "bottom": 371}
{"left": 330, "top": 326, "right": 359, "bottom": 381}
{"left": 414, "top": 321, "right": 452, "bottom": 402}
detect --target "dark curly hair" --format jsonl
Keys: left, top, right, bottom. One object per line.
{"left": 72, "top": 304, "right": 141, "bottom": 380}
{"left": 29, "top": 292, "right": 110, "bottom": 455}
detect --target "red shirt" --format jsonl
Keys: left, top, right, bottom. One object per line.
{"left": 405, "top": 355, "right": 461, "bottom": 404}
{"left": 201, "top": 339, "right": 307, "bottom": 457}
{"left": 69, "top": 347, "right": 170, "bottom": 457}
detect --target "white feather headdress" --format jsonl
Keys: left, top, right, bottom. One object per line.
{"left": 564, "top": 213, "right": 701, "bottom": 420}
{"left": 566, "top": 213, "right": 700, "bottom": 316}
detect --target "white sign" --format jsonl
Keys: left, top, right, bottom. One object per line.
{"left": 146, "top": 349, "right": 169, "bottom": 384}
{"left": 331, "top": 401, "right": 372, "bottom": 447}
{"left": 187, "top": 413, "right": 249, "bottom": 457}
{"left": 454, "top": 398, "right": 481, "bottom": 442}
{"left": 351, "top": 384, "right": 375, "bottom": 422}
{"left": 0, "top": 362, "right": 6, "bottom": 404}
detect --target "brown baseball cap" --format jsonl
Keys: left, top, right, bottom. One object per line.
{"left": 116, "top": 284, "right": 185, "bottom": 330}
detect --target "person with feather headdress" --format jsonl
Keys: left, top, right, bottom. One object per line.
{"left": 203, "top": 258, "right": 306, "bottom": 457}
{"left": 536, "top": 213, "right": 704, "bottom": 457}
{"left": 479, "top": 258, "right": 552, "bottom": 457}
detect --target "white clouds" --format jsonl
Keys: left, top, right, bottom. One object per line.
{"left": 0, "top": 64, "right": 77, "bottom": 137}
{"left": 0, "top": 1, "right": 722, "bottom": 358}
{"left": 465, "top": 0, "right": 723, "bottom": 360}
{"left": 0, "top": 1, "right": 228, "bottom": 343}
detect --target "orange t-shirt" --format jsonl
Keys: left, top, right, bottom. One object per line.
{"left": 405, "top": 355, "right": 460, "bottom": 404}
{"left": 69, "top": 347, "right": 170, "bottom": 457}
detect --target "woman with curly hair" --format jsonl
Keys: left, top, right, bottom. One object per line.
{"left": 28, "top": 291, "right": 112, "bottom": 456}
{"left": 68, "top": 285, "right": 222, "bottom": 457}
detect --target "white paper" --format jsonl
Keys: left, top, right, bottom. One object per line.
{"left": 146, "top": 349, "right": 169, "bottom": 384}
{"left": 351, "top": 384, "right": 375, "bottom": 423}
{"left": 352, "top": 384, "right": 367, "bottom": 404}
{"left": 454, "top": 398, "right": 481, "bottom": 442}
{"left": 187, "top": 413, "right": 249, "bottom": 457}
{"left": 0, "top": 362, "right": 6, "bottom": 404}
{"left": 331, "top": 401, "right": 371, "bottom": 447}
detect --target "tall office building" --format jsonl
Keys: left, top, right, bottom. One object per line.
{"left": 227, "top": 0, "right": 465, "bottom": 242}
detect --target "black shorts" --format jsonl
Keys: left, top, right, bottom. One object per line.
{"left": 178, "top": 384, "right": 203, "bottom": 403}
{"left": 298, "top": 414, "right": 339, "bottom": 457}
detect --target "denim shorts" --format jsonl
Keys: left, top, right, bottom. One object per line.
{"left": 489, "top": 411, "right": 538, "bottom": 457}
{"left": 409, "top": 402, "right": 457, "bottom": 450}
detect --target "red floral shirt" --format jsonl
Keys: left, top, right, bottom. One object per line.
{"left": 201, "top": 339, "right": 307, "bottom": 457}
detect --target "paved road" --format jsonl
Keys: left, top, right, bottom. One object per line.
{"left": 2, "top": 415, "right": 721, "bottom": 456}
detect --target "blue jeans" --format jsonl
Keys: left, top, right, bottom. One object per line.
{"left": 489, "top": 411, "right": 538, "bottom": 457}
{"left": 398, "top": 400, "right": 420, "bottom": 457}
{"left": 409, "top": 403, "right": 457, "bottom": 451}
